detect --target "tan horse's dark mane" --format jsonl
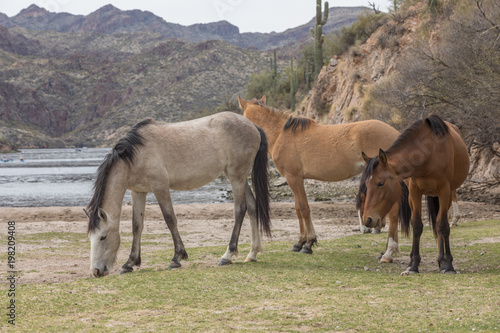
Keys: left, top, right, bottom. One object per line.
{"left": 249, "top": 99, "right": 315, "bottom": 133}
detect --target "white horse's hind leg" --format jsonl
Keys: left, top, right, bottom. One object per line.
{"left": 219, "top": 178, "right": 247, "bottom": 266}
{"left": 121, "top": 191, "right": 147, "bottom": 274}
{"left": 244, "top": 183, "right": 263, "bottom": 262}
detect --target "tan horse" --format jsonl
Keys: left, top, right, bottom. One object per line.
{"left": 239, "top": 96, "right": 401, "bottom": 254}
{"left": 359, "top": 114, "right": 469, "bottom": 274}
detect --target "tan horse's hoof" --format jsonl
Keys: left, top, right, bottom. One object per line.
{"left": 244, "top": 257, "right": 257, "bottom": 262}
{"left": 299, "top": 246, "right": 313, "bottom": 254}
{"left": 291, "top": 244, "right": 303, "bottom": 252}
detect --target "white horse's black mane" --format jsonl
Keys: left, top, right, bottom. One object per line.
{"left": 87, "top": 118, "right": 153, "bottom": 233}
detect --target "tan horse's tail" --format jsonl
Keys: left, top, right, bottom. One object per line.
{"left": 252, "top": 126, "right": 272, "bottom": 237}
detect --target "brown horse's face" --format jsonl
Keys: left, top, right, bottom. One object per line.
{"left": 362, "top": 151, "right": 401, "bottom": 229}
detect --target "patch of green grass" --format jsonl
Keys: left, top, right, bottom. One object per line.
{"left": 8, "top": 220, "right": 500, "bottom": 332}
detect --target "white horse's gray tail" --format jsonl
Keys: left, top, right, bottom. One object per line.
{"left": 252, "top": 126, "right": 272, "bottom": 237}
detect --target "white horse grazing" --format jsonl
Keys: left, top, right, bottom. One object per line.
{"left": 85, "top": 112, "right": 271, "bottom": 277}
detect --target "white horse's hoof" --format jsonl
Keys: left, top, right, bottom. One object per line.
{"left": 218, "top": 258, "right": 232, "bottom": 266}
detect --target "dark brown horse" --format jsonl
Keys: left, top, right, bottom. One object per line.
{"left": 359, "top": 114, "right": 469, "bottom": 274}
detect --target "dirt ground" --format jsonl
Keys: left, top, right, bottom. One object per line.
{"left": 1, "top": 177, "right": 499, "bottom": 285}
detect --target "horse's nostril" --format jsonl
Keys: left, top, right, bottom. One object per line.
{"left": 366, "top": 217, "right": 373, "bottom": 227}
{"left": 93, "top": 268, "right": 100, "bottom": 277}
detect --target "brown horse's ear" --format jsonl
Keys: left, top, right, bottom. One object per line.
{"left": 259, "top": 95, "right": 267, "bottom": 104}
{"left": 379, "top": 149, "right": 388, "bottom": 165}
{"left": 238, "top": 96, "right": 246, "bottom": 110}
{"left": 83, "top": 208, "right": 90, "bottom": 219}
{"left": 361, "top": 151, "right": 370, "bottom": 163}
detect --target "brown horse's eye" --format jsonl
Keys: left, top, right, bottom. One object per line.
{"left": 100, "top": 235, "right": 107, "bottom": 241}
{"left": 377, "top": 181, "right": 384, "bottom": 187}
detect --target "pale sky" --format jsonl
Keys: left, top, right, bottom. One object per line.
{"left": 0, "top": 0, "right": 391, "bottom": 33}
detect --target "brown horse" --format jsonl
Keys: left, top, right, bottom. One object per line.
{"left": 239, "top": 96, "right": 401, "bottom": 254}
{"left": 359, "top": 114, "right": 469, "bottom": 274}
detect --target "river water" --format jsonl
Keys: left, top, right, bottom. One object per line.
{"left": 0, "top": 148, "right": 231, "bottom": 207}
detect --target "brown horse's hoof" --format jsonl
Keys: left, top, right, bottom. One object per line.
{"left": 299, "top": 246, "right": 313, "bottom": 254}
{"left": 291, "top": 244, "right": 303, "bottom": 252}
{"left": 401, "top": 268, "right": 419, "bottom": 276}
{"left": 218, "top": 258, "right": 232, "bottom": 266}
{"left": 379, "top": 257, "right": 393, "bottom": 264}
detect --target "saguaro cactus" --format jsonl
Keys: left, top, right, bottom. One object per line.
{"left": 289, "top": 55, "right": 298, "bottom": 112}
{"left": 310, "top": 0, "right": 329, "bottom": 77}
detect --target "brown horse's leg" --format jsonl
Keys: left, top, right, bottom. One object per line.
{"left": 379, "top": 202, "right": 399, "bottom": 263}
{"left": 437, "top": 191, "right": 455, "bottom": 273}
{"left": 121, "top": 191, "right": 147, "bottom": 274}
{"left": 402, "top": 186, "right": 423, "bottom": 275}
{"left": 286, "top": 175, "right": 316, "bottom": 254}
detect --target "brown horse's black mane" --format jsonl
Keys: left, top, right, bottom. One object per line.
{"left": 87, "top": 118, "right": 153, "bottom": 233}
{"left": 386, "top": 114, "right": 449, "bottom": 154}
{"left": 250, "top": 99, "right": 315, "bottom": 133}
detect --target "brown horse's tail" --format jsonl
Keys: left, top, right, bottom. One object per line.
{"left": 426, "top": 196, "right": 440, "bottom": 237}
{"left": 399, "top": 181, "right": 411, "bottom": 237}
{"left": 252, "top": 126, "right": 272, "bottom": 237}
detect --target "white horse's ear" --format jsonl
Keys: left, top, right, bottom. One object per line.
{"left": 98, "top": 208, "right": 108, "bottom": 222}
{"left": 379, "top": 149, "right": 388, "bottom": 165}
{"left": 361, "top": 151, "right": 370, "bottom": 163}
{"left": 238, "top": 96, "right": 247, "bottom": 109}
{"left": 83, "top": 208, "right": 90, "bottom": 219}
{"left": 259, "top": 95, "right": 267, "bottom": 104}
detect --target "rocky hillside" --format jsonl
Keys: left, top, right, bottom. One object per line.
{"left": 298, "top": 1, "right": 499, "bottom": 202}
{"left": 0, "top": 31, "right": 270, "bottom": 148}
{"left": 0, "top": 4, "right": 368, "bottom": 149}
{"left": 299, "top": 8, "right": 418, "bottom": 123}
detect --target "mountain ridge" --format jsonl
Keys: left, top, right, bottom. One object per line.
{"left": 0, "top": 4, "right": 367, "bottom": 50}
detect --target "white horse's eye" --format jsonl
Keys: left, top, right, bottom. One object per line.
{"left": 100, "top": 235, "right": 107, "bottom": 241}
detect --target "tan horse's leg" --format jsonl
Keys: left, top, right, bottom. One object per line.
{"left": 121, "top": 191, "right": 147, "bottom": 274}
{"left": 378, "top": 202, "right": 399, "bottom": 263}
{"left": 449, "top": 190, "right": 460, "bottom": 227}
{"left": 244, "top": 183, "right": 263, "bottom": 262}
{"left": 286, "top": 175, "right": 317, "bottom": 254}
